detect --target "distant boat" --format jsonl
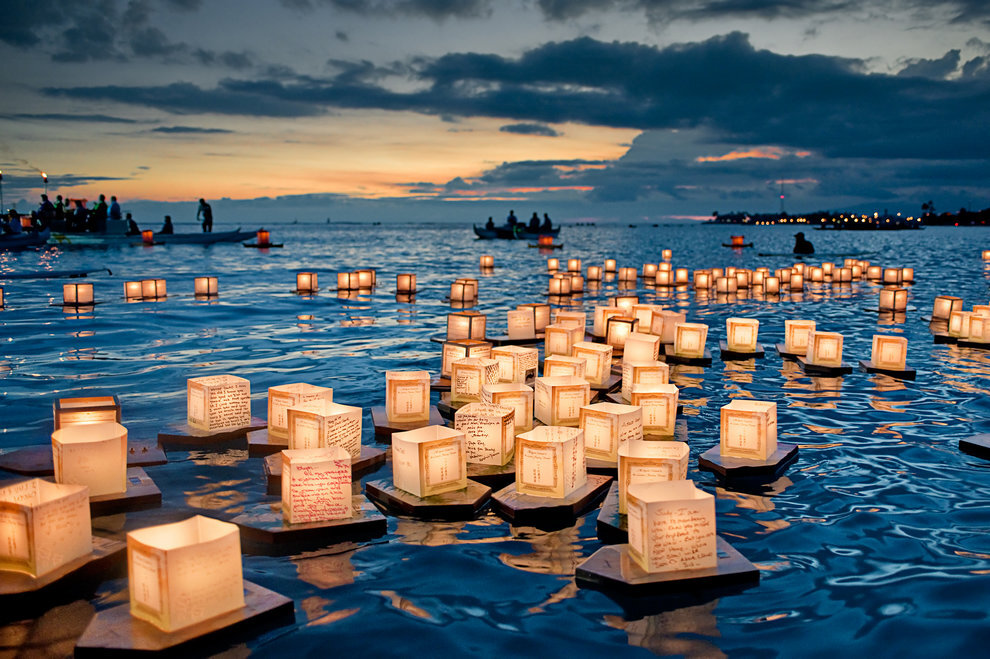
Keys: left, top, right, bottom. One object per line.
{"left": 53, "top": 228, "right": 256, "bottom": 246}
{"left": 0, "top": 228, "right": 50, "bottom": 251}
{"left": 473, "top": 224, "right": 561, "bottom": 240}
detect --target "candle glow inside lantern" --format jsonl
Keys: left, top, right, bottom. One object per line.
{"left": 579, "top": 402, "right": 643, "bottom": 462}
{"left": 0, "top": 286, "right": 4, "bottom": 309}
{"left": 567, "top": 258, "right": 582, "bottom": 273}
{"left": 543, "top": 354, "right": 587, "bottom": 379}
{"left": 572, "top": 341, "right": 613, "bottom": 386}
{"left": 613, "top": 295, "right": 639, "bottom": 311}
{"left": 735, "top": 270, "right": 751, "bottom": 288}
{"left": 784, "top": 319, "right": 816, "bottom": 355}
{"left": 296, "top": 272, "right": 317, "bottom": 293}
{"left": 622, "top": 332, "right": 661, "bottom": 363}
{"left": 124, "top": 281, "right": 143, "bottom": 300}
{"left": 751, "top": 270, "right": 765, "bottom": 287}
{"left": 553, "top": 311, "right": 587, "bottom": 329}
{"left": 878, "top": 287, "right": 909, "bottom": 311}
{"left": 517, "top": 302, "right": 552, "bottom": 331}
{"left": 392, "top": 425, "right": 467, "bottom": 497}
{"left": 658, "top": 310, "right": 686, "bottom": 343}
{"left": 50, "top": 421, "right": 127, "bottom": 497}
{"left": 631, "top": 383, "right": 679, "bottom": 436}
{"left": 673, "top": 322, "right": 708, "bottom": 359}
{"left": 618, "top": 267, "right": 637, "bottom": 282}
{"left": 534, "top": 375, "right": 591, "bottom": 426}
{"left": 506, "top": 309, "right": 536, "bottom": 340}
{"left": 605, "top": 315, "right": 639, "bottom": 349}
{"left": 621, "top": 360, "right": 669, "bottom": 402}
{"left": 617, "top": 440, "right": 689, "bottom": 514}
{"left": 764, "top": 276, "right": 780, "bottom": 294}
{"left": 632, "top": 304, "right": 664, "bottom": 336}
{"left": 441, "top": 339, "right": 492, "bottom": 377}
{"left": 604, "top": 258, "right": 617, "bottom": 272}
{"left": 693, "top": 270, "right": 712, "bottom": 289}
{"left": 674, "top": 268, "right": 689, "bottom": 285}
{"left": 287, "top": 400, "right": 362, "bottom": 458}
{"left": 867, "top": 265, "right": 882, "bottom": 280}
{"left": 454, "top": 402, "right": 515, "bottom": 465}
{"left": 720, "top": 399, "right": 777, "bottom": 461}
{"left": 281, "top": 447, "right": 352, "bottom": 524}
{"left": 655, "top": 270, "right": 673, "bottom": 287}
{"left": 53, "top": 395, "right": 121, "bottom": 431}
{"left": 386, "top": 370, "right": 431, "bottom": 423}
{"left": 447, "top": 311, "right": 487, "bottom": 340}
{"left": 726, "top": 317, "right": 760, "bottom": 352}
{"left": 396, "top": 273, "right": 417, "bottom": 293}
{"left": 900, "top": 267, "right": 914, "bottom": 283}
{"left": 569, "top": 274, "right": 585, "bottom": 293}
{"left": 586, "top": 265, "right": 603, "bottom": 281}
{"left": 882, "top": 268, "right": 902, "bottom": 285}
{"left": 187, "top": 374, "right": 251, "bottom": 432}
{"left": 626, "top": 480, "right": 716, "bottom": 574}
{"left": 835, "top": 267, "right": 852, "bottom": 283}
{"left": 807, "top": 266, "right": 823, "bottom": 283}
{"left": 449, "top": 278, "right": 478, "bottom": 301}
{"left": 141, "top": 279, "right": 167, "bottom": 299}
{"left": 337, "top": 272, "right": 358, "bottom": 291}
{"left": 256, "top": 229, "right": 270, "bottom": 246}
{"left": 491, "top": 345, "right": 538, "bottom": 383}
{"left": 357, "top": 269, "right": 376, "bottom": 288}
{"left": 806, "top": 331, "right": 844, "bottom": 367}
{"left": 482, "top": 383, "right": 534, "bottom": 431}
{"left": 548, "top": 274, "right": 572, "bottom": 296}
{"left": 141, "top": 229, "right": 154, "bottom": 245}
{"left": 479, "top": 254, "right": 494, "bottom": 269}
{"left": 715, "top": 276, "right": 737, "bottom": 294}
{"left": 593, "top": 306, "right": 628, "bottom": 336}
{"left": 267, "top": 383, "right": 333, "bottom": 439}
{"left": 948, "top": 310, "right": 973, "bottom": 338}
{"left": 515, "top": 426, "right": 586, "bottom": 498}
{"left": 789, "top": 273, "right": 804, "bottom": 291}
{"left": 871, "top": 335, "right": 908, "bottom": 370}
{"left": 932, "top": 295, "right": 963, "bottom": 320}
{"left": 0, "top": 479, "right": 92, "bottom": 578}
{"left": 63, "top": 282, "right": 94, "bottom": 305}
{"left": 642, "top": 263, "right": 658, "bottom": 279}
{"left": 546, "top": 258, "right": 560, "bottom": 272}
{"left": 544, "top": 324, "right": 582, "bottom": 356}
{"left": 968, "top": 316, "right": 990, "bottom": 343}
{"left": 450, "top": 357, "right": 501, "bottom": 403}
{"left": 194, "top": 276, "right": 218, "bottom": 297}
{"left": 127, "top": 515, "right": 245, "bottom": 633}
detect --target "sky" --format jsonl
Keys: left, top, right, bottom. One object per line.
{"left": 2, "top": 0, "right": 990, "bottom": 224}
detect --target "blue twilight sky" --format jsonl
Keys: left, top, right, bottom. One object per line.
{"left": 1, "top": 0, "right": 989, "bottom": 223}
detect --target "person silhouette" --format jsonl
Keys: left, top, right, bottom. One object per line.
{"left": 793, "top": 231, "right": 814, "bottom": 255}
{"left": 160, "top": 215, "right": 174, "bottom": 234}
{"left": 197, "top": 198, "right": 213, "bottom": 232}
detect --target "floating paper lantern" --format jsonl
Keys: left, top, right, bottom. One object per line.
{"left": 948, "top": 310, "right": 973, "bottom": 339}
{"left": 546, "top": 258, "right": 560, "bottom": 272}
{"left": 396, "top": 273, "right": 417, "bottom": 293}
{"left": 593, "top": 305, "right": 627, "bottom": 336}
{"left": 626, "top": 481, "right": 716, "bottom": 574}
{"left": 127, "top": 516, "right": 245, "bottom": 632}
{"left": 392, "top": 425, "right": 467, "bottom": 497}
{"left": 621, "top": 361, "right": 669, "bottom": 402}
{"left": 729, "top": 235, "right": 746, "bottom": 247}
{"left": 63, "top": 282, "right": 94, "bottom": 306}
{"left": 968, "top": 316, "right": 990, "bottom": 343}
{"left": 617, "top": 267, "right": 637, "bottom": 282}
{"left": 613, "top": 295, "right": 639, "bottom": 312}
{"left": 642, "top": 263, "right": 658, "bottom": 279}
{"left": 479, "top": 255, "right": 494, "bottom": 269}
{"left": 0, "top": 286, "right": 4, "bottom": 309}
{"left": 141, "top": 229, "right": 154, "bottom": 245}
{"left": 882, "top": 268, "right": 902, "bottom": 285}
{"left": 631, "top": 383, "right": 679, "bottom": 436}
{"left": 735, "top": 270, "right": 751, "bottom": 289}
{"left": 51, "top": 421, "right": 127, "bottom": 497}
{"left": 932, "top": 295, "right": 963, "bottom": 321}
{"left": 784, "top": 319, "right": 816, "bottom": 355}
{"left": 764, "top": 276, "right": 781, "bottom": 294}
{"left": 622, "top": 332, "right": 661, "bottom": 363}
{"left": 726, "top": 317, "right": 760, "bottom": 352}
{"left": 604, "top": 259, "right": 617, "bottom": 272}
{"left": 194, "top": 276, "right": 218, "bottom": 297}
{"left": 544, "top": 324, "right": 582, "bottom": 357}
{"left": 605, "top": 315, "right": 639, "bottom": 349}
{"left": 866, "top": 265, "right": 882, "bottom": 280}
{"left": 491, "top": 345, "right": 538, "bottom": 383}
{"left": 661, "top": 249, "right": 673, "bottom": 261}
{"left": 693, "top": 270, "right": 712, "bottom": 289}
{"left": 447, "top": 310, "right": 487, "bottom": 341}
{"left": 517, "top": 302, "right": 551, "bottom": 331}
{"left": 534, "top": 375, "right": 591, "bottom": 426}
{"left": 543, "top": 354, "right": 587, "bottom": 379}
{"left": 850, "top": 265, "right": 863, "bottom": 279}
{"left": 141, "top": 279, "right": 166, "bottom": 299}
{"left": 775, "top": 268, "right": 791, "bottom": 284}
{"left": 579, "top": 402, "right": 643, "bottom": 462}
{"left": 566, "top": 258, "right": 581, "bottom": 273}
{"left": 357, "top": 269, "right": 376, "bottom": 288}
{"left": 441, "top": 339, "right": 492, "bottom": 377}
{"left": 281, "top": 447, "right": 352, "bottom": 524}
{"left": 385, "top": 370, "right": 431, "bottom": 423}
{"left": 454, "top": 402, "right": 515, "bottom": 465}
{"left": 296, "top": 272, "right": 317, "bottom": 293}
{"left": 834, "top": 267, "right": 852, "bottom": 283}
{"left": 537, "top": 235, "right": 555, "bottom": 247}
{"left": 548, "top": 274, "right": 572, "bottom": 295}
{"left": 617, "top": 440, "right": 689, "bottom": 514}
{"left": 287, "top": 400, "right": 362, "bottom": 458}
{"left": 655, "top": 270, "right": 673, "bottom": 287}
{"left": 878, "top": 288, "right": 908, "bottom": 311}
{"left": 631, "top": 304, "right": 664, "bottom": 336}
{"left": 983, "top": 250, "right": 990, "bottom": 260}
{"left": 0, "top": 479, "right": 91, "bottom": 577}
{"left": 268, "top": 383, "right": 333, "bottom": 439}
{"left": 515, "top": 426, "right": 586, "bottom": 498}
{"left": 657, "top": 310, "right": 686, "bottom": 344}
{"left": 720, "top": 399, "right": 777, "bottom": 461}
{"left": 569, "top": 274, "right": 585, "bottom": 293}
{"left": 974, "top": 305, "right": 990, "bottom": 317}
{"left": 674, "top": 268, "right": 689, "bottom": 285}
{"left": 553, "top": 311, "right": 586, "bottom": 329}
{"left": 572, "top": 341, "right": 613, "bottom": 386}
{"left": 715, "top": 276, "right": 737, "bottom": 294}
{"left": 871, "top": 335, "right": 908, "bottom": 370}
{"left": 450, "top": 357, "right": 500, "bottom": 404}
{"left": 806, "top": 331, "right": 844, "bottom": 367}
{"left": 586, "top": 265, "right": 603, "bottom": 281}
{"left": 124, "top": 281, "right": 143, "bottom": 300}
{"left": 821, "top": 262, "right": 834, "bottom": 277}
{"left": 900, "top": 267, "right": 914, "bottom": 283}
{"left": 673, "top": 322, "right": 708, "bottom": 359}
{"left": 256, "top": 229, "right": 271, "bottom": 247}
{"left": 482, "top": 383, "right": 534, "bottom": 431}
{"left": 449, "top": 278, "right": 478, "bottom": 301}
{"left": 187, "top": 375, "right": 251, "bottom": 432}
{"left": 751, "top": 270, "right": 766, "bottom": 287}
{"left": 337, "top": 272, "right": 359, "bottom": 291}
{"left": 807, "top": 266, "right": 823, "bottom": 283}
{"left": 789, "top": 273, "right": 804, "bottom": 291}
{"left": 53, "top": 395, "right": 121, "bottom": 431}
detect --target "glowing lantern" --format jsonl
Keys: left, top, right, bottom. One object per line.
{"left": 720, "top": 399, "right": 777, "bottom": 461}
{"left": 673, "top": 322, "right": 708, "bottom": 359}
{"left": 821, "top": 262, "right": 834, "bottom": 276}
{"left": 626, "top": 481, "right": 716, "bottom": 573}
{"left": 517, "top": 302, "right": 551, "bottom": 331}
{"left": 751, "top": 270, "right": 765, "bottom": 287}
{"left": 454, "top": 402, "right": 515, "bottom": 465}
{"left": 53, "top": 395, "right": 121, "bottom": 431}
{"left": 674, "top": 268, "right": 689, "bottom": 285}
{"left": 124, "top": 281, "right": 143, "bottom": 300}
{"left": 63, "top": 282, "right": 94, "bottom": 306}
{"left": 482, "top": 383, "right": 534, "bottom": 431}
{"left": 835, "top": 267, "right": 852, "bottom": 283}
{"left": 632, "top": 304, "right": 664, "bottom": 336}
{"left": 789, "top": 273, "right": 804, "bottom": 291}
{"left": 567, "top": 258, "right": 581, "bottom": 273}
{"left": 569, "top": 274, "right": 585, "bottom": 292}
{"left": 543, "top": 324, "right": 582, "bottom": 356}
{"left": 693, "top": 270, "right": 712, "bottom": 289}
{"left": 621, "top": 361, "right": 669, "bottom": 403}
{"left": 441, "top": 339, "right": 492, "bottom": 377}
{"left": 543, "top": 354, "right": 587, "bottom": 379}
{"left": 127, "top": 516, "right": 245, "bottom": 632}
{"left": 296, "top": 272, "right": 317, "bottom": 293}
{"left": 571, "top": 341, "right": 613, "bottom": 386}
{"left": 396, "top": 273, "right": 417, "bottom": 293}
{"left": 807, "top": 266, "right": 823, "bottom": 283}
{"left": 479, "top": 255, "right": 494, "bottom": 269}
{"left": 552, "top": 311, "right": 586, "bottom": 329}
{"left": 548, "top": 274, "right": 572, "bottom": 295}
{"left": 604, "top": 259, "right": 617, "bottom": 272}
{"left": 357, "top": 269, "right": 375, "bottom": 288}
{"left": 593, "top": 305, "right": 628, "bottom": 336}
{"left": 622, "top": 332, "right": 661, "bottom": 363}
{"left": 631, "top": 383, "right": 679, "bottom": 436}
{"left": 515, "top": 426, "right": 586, "bottom": 498}
{"left": 661, "top": 249, "right": 673, "bottom": 261}
{"left": 735, "top": 270, "right": 751, "bottom": 289}
{"left": 256, "top": 229, "right": 270, "bottom": 246}
{"left": 141, "top": 230, "right": 154, "bottom": 245}
{"left": 613, "top": 295, "right": 639, "bottom": 312}
{"left": 871, "top": 335, "right": 908, "bottom": 370}
{"left": 983, "top": 250, "right": 990, "bottom": 260}
{"left": 586, "top": 265, "right": 603, "bottom": 281}
{"left": 784, "top": 320, "right": 816, "bottom": 355}
{"left": 764, "top": 276, "right": 780, "bottom": 294}
{"left": 491, "top": 345, "right": 538, "bottom": 383}
{"left": 51, "top": 421, "right": 127, "bottom": 497}
{"left": 655, "top": 270, "right": 673, "bottom": 287}
{"left": 617, "top": 440, "right": 689, "bottom": 514}
{"left": 775, "top": 268, "right": 791, "bottom": 284}
{"left": 385, "top": 370, "right": 430, "bottom": 423}
{"left": 0, "top": 286, "right": 4, "bottom": 309}
{"left": 450, "top": 357, "right": 500, "bottom": 404}
{"left": 642, "top": 263, "right": 658, "bottom": 279}
{"left": 882, "top": 268, "right": 902, "bottom": 285}
{"left": 194, "top": 276, "right": 218, "bottom": 296}
{"left": 337, "top": 272, "right": 359, "bottom": 290}
{"left": 866, "top": 265, "right": 882, "bottom": 280}
{"left": 0, "top": 479, "right": 91, "bottom": 578}
{"left": 948, "top": 310, "right": 973, "bottom": 339}
{"left": 932, "top": 295, "right": 963, "bottom": 320}
{"left": 878, "top": 288, "right": 908, "bottom": 311}
{"left": 806, "top": 331, "right": 844, "bottom": 367}
{"left": 449, "top": 278, "right": 478, "bottom": 301}
{"left": 267, "top": 383, "right": 333, "bottom": 439}
{"left": 287, "top": 400, "right": 362, "bottom": 458}
{"left": 850, "top": 265, "right": 863, "bottom": 279}
{"left": 715, "top": 276, "right": 737, "bottom": 294}
{"left": 657, "top": 310, "right": 686, "bottom": 343}
{"left": 187, "top": 375, "right": 251, "bottom": 433}
{"left": 534, "top": 375, "right": 591, "bottom": 426}
{"left": 730, "top": 235, "right": 746, "bottom": 247}
{"left": 546, "top": 258, "right": 560, "bottom": 272}
{"left": 537, "top": 235, "right": 554, "bottom": 247}
{"left": 726, "top": 317, "right": 760, "bottom": 353}
{"left": 392, "top": 425, "right": 467, "bottom": 497}
{"left": 140, "top": 279, "right": 166, "bottom": 300}
{"left": 579, "top": 402, "right": 643, "bottom": 462}
{"left": 968, "top": 316, "right": 990, "bottom": 343}
{"left": 281, "top": 447, "right": 352, "bottom": 524}
{"left": 447, "top": 311, "right": 487, "bottom": 340}
{"left": 605, "top": 315, "right": 639, "bottom": 349}
{"left": 618, "top": 267, "right": 637, "bottom": 282}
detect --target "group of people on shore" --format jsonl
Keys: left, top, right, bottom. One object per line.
{"left": 2, "top": 194, "right": 212, "bottom": 236}
{"left": 484, "top": 210, "right": 554, "bottom": 232}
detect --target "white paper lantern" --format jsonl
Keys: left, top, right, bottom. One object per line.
{"left": 454, "top": 402, "right": 515, "bottom": 465}
{"left": 51, "top": 421, "right": 127, "bottom": 497}
{"left": 622, "top": 332, "right": 661, "bottom": 363}
{"left": 63, "top": 282, "right": 94, "bottom": 305}
{"left": 450, "top": 357, "right": 500, "bottom": 403}
{"left": 571, "top": 341, "right": 613, "bottom": 386}
{"left": 187, "top": 375, "right": 251, "bottom": 432}
{"left": 385, "top": 370, "right": 431, "bottom": 423}
{"left": 605, "top": 316, "right": 638, "bottom": 349}
{"left": 806, "top": 331, "right": 844, "bottom": 367}
{"left": 552, "top": 311, "right": 586, "bottom": 329}
{"left": 657, "top": 310, "right": 686, "bottom": 343}
{"left": 287, "top": 400, "right": 362, "bottom": 458}
{"left": 534, "top": 375, "right": 591, "bottom": 426}
{"left": 491, "top": 345, "right": 538, "bottom": 383}
{"left": 621, "top": 361, "right": 669, "bottom": 403}
{"left": 726, "top": 318, "right": 759, "bottom": 352}
{"left": 447, "top": 311, "right": 487, "bottom": 340}
{"left": 441, "top": 339, "right": 492, "bottom": 377}
{"left": 932, "top": 295, "right": 963, "bottom": 321}
{"left": 720, "top": 399, "right": 777, "bottom": 461}
{"left": 784, "top": 319, "right": 816, "bottom": 354}
{"left": 626, "top": 481, "right": 716, "bottom": 574}
{"left": 543, "top": 354, "right": 587, "bottom": 379}
{"left": 878, "top": 288, "right": 908, "bottom": 311}
{"left": 543, "top": 324, "right": 582, "bottom": 356}
{"left": 673, "top": 322, "right": 708, "bottom": 359}
{"left": 53, "top": 395, "right": 121, "bottom": 431}
{"left": 267, "top": 383, "right": 333, "bottom": 439}
{"left": 631, "top": 383, "right": 679, "bottom": 436}
{"left": 396, "top": 273, "right": 417, "bottom": 293}
{"left": 617, "top": 440, "right": 689, "bottom": 514}
{"left": 515, "top": 426, "right": 586, "bottom": 498}
{"left": 140, "top": 279, "right": 166, "bottom": 299}
{"left": 194, "top": 276, "right": 218, "bottom": 296}
{"left": 871, "top": 335, "right": 908, "bottom": 370}
{"left": 482, "top": 383, "right": 534, "bottom": 431}
{"left": 281, "top": 447, "right": 352, "bottom": 524}
{"left": 506, "top": 309, "right": 536, "bottom": 340}
{"left": 296, "top": 272, "right": 317, "bottom": 293}
{"left": 579, "top": 402, "right": 643, "bottom": 462}
{"left": 392, "top": 425, "right": 467, "bottom": 497}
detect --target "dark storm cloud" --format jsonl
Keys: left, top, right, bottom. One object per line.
{"left": 898, "top": 50, "right": 961, "bottom": 78}
{"left": 282, "top": 0, "right": 492, "bottom": 20}
{"left": 499, "top": 123, "right": 561, "bottom": 136}
{"left": 150, "top": 126, "right": 234, "bottom": 133}
{"left": 6, "top": 113, "right": 139, "bottom": 123}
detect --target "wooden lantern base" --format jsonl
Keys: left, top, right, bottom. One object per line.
{"left": 574, "top": 537, "right": 759, "bottom": 597}
{"left": 466, "top": 460, "right": 516, "bottom": 490}
{"left": 0, "top": 536, "right": 125, "bottom": 612}
{"left": 488, "top": 333, "right": 545, "bottom": 346}
{"left": 262, "top": 446, "right": 387, "bottom": 494}
{"left": 231, "top": 495, "right": 387, "bottom": 554}
{"left": 796, "top": 357, "right": 853, "bottom": 376}
{"left": 157, "top": 417, "right": 267, "bottom": 451}
{"left": 365, "top": 477, "right": 492, "bottom": 521}
{"left": 698, "top": 443, "right": 799, "bottom": 480}
{"left": 661, "top": 344, "right": 713, "bottom": 366}
{"left": 957, "top": 339, "right": 990, "bottom": 350}
{"left": 960, "top": 434, "right": 990, "bottom": 460}
{"left": 932, "top": 332, "right": 957, "bottom": 344}
{"left": 246, "top": 429, "right": 287, "bottom": 457}
{"left": 74, "top": 580, "right": 294, "bottom": 657}
{"left": 436, "top": 392, "right": 471, "bottom": 421}
{"left": 604, "top": 391, "right": 685, "bottom": 415}
{"left": 589, "top": 373, "right": 622, "bottom": 395}
{"left": 370, "top": 406, "right": 445, "bottom": 441}
{"left": 775, "top": 343, "right": 806, "bottom": 360}
{"left": 490, "top": 474, "right": 612, "bottom": 528}
{"left": 718, "top": 340, "right": 765, "bottom": 361}
{"left": 0, "top": 442, "right": 166, "bottom": 476}
{"left": 595, "top": 482, "right": 627, "bottom": 544}
{"left": 89, "top": 467, "right": 162, "bottom": 516}
{"left": 430, "top": 376, "right": 451, "bottom": 391}
{"left": 859, "top": 360, "right": 917, "bottom": 380}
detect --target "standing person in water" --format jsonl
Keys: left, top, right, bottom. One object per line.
{"left": 197, "top": 198, "right": 213, "bottom": 232}
{"left": 793, "top": 231, "right": 814, "bottom": 255}
{"left": 160, "top": 215, "right": 174, "bottom": 234}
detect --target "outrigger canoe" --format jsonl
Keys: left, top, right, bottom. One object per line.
{"left": 474, "top": 224, "right": 561, "bottom": 240}
{"left": 0, "top": 229, "right": 50, "bottom": 251}
{"left": 52, "top": 229, "right": 256, "bottom": 246}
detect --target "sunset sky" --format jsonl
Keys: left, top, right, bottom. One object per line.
{"left": 2, "top": 0, "right": 989, "bottom": 223}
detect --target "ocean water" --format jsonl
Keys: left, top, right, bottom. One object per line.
{"left": 1, "top": 222, "right": 989, "bottom": 656}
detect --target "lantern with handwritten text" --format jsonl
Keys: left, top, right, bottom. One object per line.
{"left": 491, "top": 345, "right": 538, "bottom": 383}
{"left": 617, "top": 440, "right": 689, "bottom": 514}
{"left": 441, "top": 339, "right": 492, "bottom": 377}
{"left": 572, "top": 341, "right": 613, "bottom": 386}
{"left": 455, "top": 402, "right": 515, "bottom": 466}
{"left": 450, "top": 357, "right": 500, "bottom": 404}
{"left": 543, "top": 354, "right": 586, "bottom": 379}
{"left": 621, "top": 361, "right": 668, "bottom": 403}
{"left": 579, "top": 402, "right": 643, "bottom": 462}
{"left": 187, "top": 375, "right": 251, "bottom": 432}
{"left": 267, "top": 383, "right": 333, "bottom": 439}
{"left": 506, "top": 309, "right": 536, "bottom": 340}
{"left": 544, "top": 324, "right": 582, "bottom": 356}
{"left": 720, "top": 399, "right": 777, "bottom": 461}
{"left": 281, "top": 447, "right": 352, "bottom": 524}
{"left": 385, "top": 370, "right": 430, "bottom": 423}
{"left": 626, "top": 481, "right": 716, "bottom": 574}
{"left": 287, "top": 400, "right": 362, "bottom": 458}
{"left": 447, "top": 311, "right": 487, "bottom": 340}
{"left": 0, "top": 479, "right": 91, "bottom": 577}
{"left": 515, "top": 426, "right": 586, "bottom": 498}
{"left": 392, "top": 425, "right": 467, "bottom": 497}
{"left": 482, "top": 383, "right": 534, "bottom": 431}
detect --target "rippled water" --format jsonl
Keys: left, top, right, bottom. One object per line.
{"left": 1, "top": 222, "right": 989, "bottom": 656}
